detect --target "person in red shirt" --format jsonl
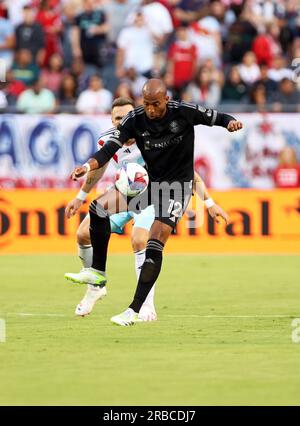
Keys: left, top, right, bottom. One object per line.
{"left": 166, "top": 23, "right": 197, "bottom": 98}
{"left": 252, "top": 22, "right": 282, "bottom": 68}
{"left": 36, "top": 0, "right": 62, "bottom": 66}
{"left": 0, "top": 2, "right": 7, "bottom": 18}
{"left": 273, "top": 147, "right": 300, "bottom": 188}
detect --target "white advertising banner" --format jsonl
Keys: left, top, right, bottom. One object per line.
{"left": 0, "top": 113, "right": 299, "bottom": 189}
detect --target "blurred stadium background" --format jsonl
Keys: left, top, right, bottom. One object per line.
{"left": 1, "top": 0, "right": 300, "bottom": 406}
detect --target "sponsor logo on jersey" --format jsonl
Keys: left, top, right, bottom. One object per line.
{"left": 144, "top": 135, "right": 184, "bottom": 150}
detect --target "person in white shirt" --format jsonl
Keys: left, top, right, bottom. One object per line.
{"left": 0, "top": 90, "right": 8, "bottom": 109}
{"left": 268, "top": 55, "right": 294, "bottom": 82}
{"left": 141, "top": 0, "right": 173, "bottom": 46}
{"left": 76, "top": 74, "right": 113, "bottom": 113}
{"left": 238, "top": 51, "right": 261, "bottom": 85}
{"left": 116, "top": 11, "right": 155, "bottom": 79}
{"left": 189, "top": 15, "right": 223, "bottom": 68}
{"left": 6, "top": 0, "right": 31, "bottom": 28}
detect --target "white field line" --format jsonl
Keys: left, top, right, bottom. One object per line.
{"left": 0, "top": 312, "right": 295, "bottom": 319}
{"left": 165, "top": 314, "right": 293, "bottom": 318}
{"left": 0, "top": 313, "right": 67, "bottom": 317}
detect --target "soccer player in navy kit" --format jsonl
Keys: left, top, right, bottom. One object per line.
{"left": 68, "top": 79, "right": 243, "bottom": 325}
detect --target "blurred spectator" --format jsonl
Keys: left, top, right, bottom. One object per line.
{"left": 209, "top": 0, "right": 236, "bottom": 41}
{"left": 221, "top": 65, "right": 247, "bottom": 103}
{"left": 166, "top": 24, "right": 197, "bottom": 97}
{"left": 0, "top": 1, "right": 7, "bottom": 19}
{"left": 0, "top": 14, "right": 15, "bottom": 69}
{"left": 61, "top": 2, "right": 77, "bottom": 67}
{"left": 271, "top": 78, "right": 300, "bottom": 112}
{"left": 36, "top": 0, "right": 63, "bottom": 66}
{"left": 189, "top": 10, "right": 222, "bottom": 67}
{"left": 76, "top": 74, "right": 113, "bottom": 113}
{"left": 58, "top": 73, "right": 77, "bottom": 110}
{"left": 253, "top": 63, "right": 277, "bottom": 100}
{"left": 116, "top": 11, "right": 155, "bottom": 78}
{"left": 122, "top": 67, "right": 147, "bottom": 101}
{"left": 183, "top": 65, "right": 221, "bottom": 108}
{"left": 249, "top": 83, "right": 267, "bottom": 112}
{"left": 252, "top": 22, "right": 282, "bottom": 67}
{"left": 6, "top": 0, "right": 32, "bottom": 28}
{"left": 103, "top": 0, "right": 136, "bottom": 44}
{"left": 15, "top": 5, "right": 45, "bottom": 65}
{"left": 249, "top": 0, "right": 279, "bottom": 32}
{"left": 291, "top": 41, "right": 300, "bottom": 91}
{"left": 4, "top": 70, "right": 27, "bottom": 105}
{"left": 70, "top": 57, "right": 91, "bottom": 95}
{"left": 238, "top": 51, "right": 260, "bottom": 85}
{"left": 173, "top": 0, "right": 209, "bottom": 26}
{"left": 225, "top": 7, "right": 258, "bottom": 63}
{"left": 280, "top": 0, "right": 300, "bottom": 52}
{"left": 268, "top": 55, "right": 294, "bottom": 82}
{"left": 11, "top": 48, "right": 40, "bottom": 86}
{"left": 72, "top": 0, "right": 109, "bottom": 69}
{"left": 141, "top": 0, "right": 173, "bottom": 47}
{"left": 0, "top": 88, "right": 8, "bottom": 109}
{"left": 41, "top": 53, "right": 64, "bottom": 95}
{"left": 273, "top": 146, "right": 300, "bottom": 188}
{"left": 202, "top": 58, "right": 224, "bottom": 86}
{"left": 17, "top": 76, "right": 56, "bottom": 113}
{"left": 114, "top": 81, "right": 134, "bottom": 99}
{"left": 158, "top": 0, "right": 180, "bottom": 29}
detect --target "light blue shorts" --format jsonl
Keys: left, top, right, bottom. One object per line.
{"left": 110, "top": 205, "right": 155, "bottom": 234}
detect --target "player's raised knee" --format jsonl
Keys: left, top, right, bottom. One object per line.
{"left": 131, "top": 235, "right": 147, "bottom": 252}
{"left": 76, "top": 225, "right": 90, "bottom": 246}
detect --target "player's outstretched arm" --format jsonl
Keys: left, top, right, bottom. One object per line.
{"left": 65, "top": 198, "right": 83, "bottom": 219}
{"left": 66, "top": 166, "right": 108, "bottom": 219}
{"left": 227, "top": 120, "right": 243, "bottom": 132}
{"left": 207, "top": 203, "right": 230, "bottom": 224}
{"left": 81, "top": 166, "right": 108, "bottom": 193}
{"left": 184, "top": 102, "right": 243, "bottom": 132}
{"left": 70, "top": 122, "right": 132, "bottom": 180}
{"left": 193, "top": 171, "right": 230, "bottom": 224}
{"left": 70, "top": 158, "right": 101, "bottom": 181}
{"left": 213, "top": 112, "right": 243, "bottom": 132}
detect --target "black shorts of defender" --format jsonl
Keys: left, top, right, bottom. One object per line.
{"left": 126, "top": 180, "right": 193, "bottom": 228}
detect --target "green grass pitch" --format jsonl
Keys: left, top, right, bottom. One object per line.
{"left": 0, "top": 254, "right": 300, "bottom": 406}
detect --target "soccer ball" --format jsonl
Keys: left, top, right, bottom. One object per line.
{"left": 115, "top": 163, "right": 149, "bottom": 197}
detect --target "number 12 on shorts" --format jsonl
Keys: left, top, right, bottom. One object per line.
{"left": 168, "top": 199, "right": 182, "bottom": 217}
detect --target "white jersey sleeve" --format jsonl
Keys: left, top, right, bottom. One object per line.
{"left": 97, "top": 127, "right": 145, "bottom": 172}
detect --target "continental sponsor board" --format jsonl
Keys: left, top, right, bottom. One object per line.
{"left": 0, "top": 189, "right": 300, "bottom": 254}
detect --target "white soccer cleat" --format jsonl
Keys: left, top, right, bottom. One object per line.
{"left": 139, "top": 303, "right": 157, "bottom": 322}
{"left": 110, "top": 308, "right": 141, "bottom": 326}
{"left": 75, "top": 284, "right": 107, "bottom": 317}
{"left": 65, "top": 268, "right": 107, "bottom": 286}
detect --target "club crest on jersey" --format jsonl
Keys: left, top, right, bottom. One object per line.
{"left": 169, "top": 121, "right": 180, "bottom": 134}
{"left": 114, "top": 129, "right": 121, "bottom": 137}
{"left": 197, "top": 105, "right": 206, "bottom": 113}
{"left": 144, "top": 140, "right": 151, "bottom": 150}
